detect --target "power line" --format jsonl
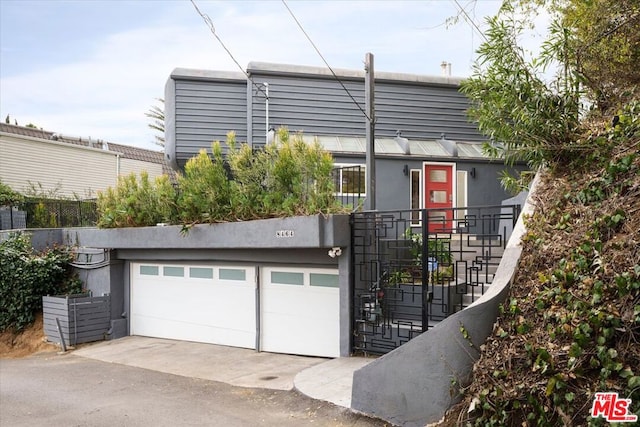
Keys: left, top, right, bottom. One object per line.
{"left": 189, "top": 0, "right": 268, "bottom": 98}
{"left": 451, "top": 0, "right": 488, "bottom": 42}
{"left": 281, "top": 0, "right": 371, "bottom": 123}
{"left": 468, "top": 0, "right": 476, "bottom": 68}
{"left": 418, "top": 21, "right": 448, "bottom": 31}
{"left": 420, "top": 0, "right": 475, "bottom": 31}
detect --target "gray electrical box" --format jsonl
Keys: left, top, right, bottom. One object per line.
{"left": 0, "top": 208, "right": 26, "bottom": 230}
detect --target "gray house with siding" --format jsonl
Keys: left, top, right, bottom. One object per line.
{"left": 165, "top": 62, "right": 525, "bottom": 214}
{"left": 0, "top": 63, "right": 531, "bottom": 427}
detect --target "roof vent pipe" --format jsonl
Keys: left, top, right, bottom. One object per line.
{"left": 394, "top": 130, "right": 410, "bottom": 155}
{"left": 440, "top": 61, "right": 452, "bottom": 76}
{"left": 439, "top": 134, "right": 458, "bottom": 157}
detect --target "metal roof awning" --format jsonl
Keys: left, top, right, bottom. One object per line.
{"left": 300, "top": 134, "right": 490, "bottom": 160}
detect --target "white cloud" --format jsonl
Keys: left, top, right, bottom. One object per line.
{"left": 1, "top": 0, "right": 514, "bottom": 149}
{"left": 1, "top": 23, "right": 229, "bottom": 147}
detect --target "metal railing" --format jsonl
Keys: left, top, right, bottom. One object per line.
{"left": 332, "top": 165, "right": 364, "bottom": 211}
{"left": 0, "top": 199, "right": 98, "bottom": 230}
{"left": 351, "top": 204, "right": 521, "bottom": 355}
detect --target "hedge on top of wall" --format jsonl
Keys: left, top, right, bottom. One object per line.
{"left": 96, "top": 128, "right": 348, "bottom": 228}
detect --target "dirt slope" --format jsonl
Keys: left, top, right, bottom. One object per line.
{"left": 442, "top": 116, "right": 640, "bottom": 425}
{"left": 0, "top": 312, "right": 58, "bottom": 359}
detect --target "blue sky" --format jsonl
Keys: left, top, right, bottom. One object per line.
{"left": 0, "top": 0, "right": 523, "bottom": 150}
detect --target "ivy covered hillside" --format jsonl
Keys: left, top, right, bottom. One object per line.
{"left": 442, "top": 0, "right": 639, "bottom": 425}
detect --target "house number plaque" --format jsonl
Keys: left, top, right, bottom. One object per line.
{"left": 276, "top": 230, "right": 295, "bottom": 238}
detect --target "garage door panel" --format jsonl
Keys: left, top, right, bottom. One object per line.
{"left": 131, "top": 317, "right": 254, "bottom": 349}
{"left": 131, "top": 264, "right": 256, "bottom": 349}
{"left": 260, "top": 312, "right": 339, "bottom": 357}
{"left": 134, "top": 284, "right": 254, "bottom": 327}
{"left": 262, "top": 288, "right": 338, "bottom": 318}
{"left": 131, "top": 263, "right": 340, "bottom": 357}
{"left": 261, "top": 267, "right": 340, "bottom": 358}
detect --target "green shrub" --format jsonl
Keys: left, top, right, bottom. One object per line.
{"left": 0, "top": 180, "right": 24, "bottom": 206}
{"left": 96, "top": 128, "right": 346, "bottom": 228}
{"left": 30, "top": 201, "right": 57, "bottom": 228}
{"left": 0, "top": 232, "right": 82, "bottom": 331}
{"left": 227, "top": 128, "right": 340, "bottom": 218}
{"left": 404, "top": 228, "right": 454, "bottom": 265}
{"left": 226, "top": 134, "right": 268, "bottom": 219}
{"left": 176, "top": 142, "right": 231, "bottom": 223}
{"left": 97, "top": 171, "right": 177, "bottom": 228}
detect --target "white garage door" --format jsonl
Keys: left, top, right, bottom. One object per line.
{"left": 261, "top": 267, "right": 340, "bottom": 358}
{"left": 130, "top": 263, "right": 256, "bottom": 349}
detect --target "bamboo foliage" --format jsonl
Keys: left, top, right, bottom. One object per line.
{"left": 96, "top": 129, "right": 346, "bottom": 228}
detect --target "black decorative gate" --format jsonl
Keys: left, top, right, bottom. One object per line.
{"left": 351, "top": 204, "right": 521, "bottom": 355}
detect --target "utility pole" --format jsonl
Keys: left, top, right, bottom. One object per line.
{"left": 364, "top": 52, "right": 376, "bottom": 211}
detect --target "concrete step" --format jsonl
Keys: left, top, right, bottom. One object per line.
{"left": 462, "top": 289, "right": 488, "bottom": 306}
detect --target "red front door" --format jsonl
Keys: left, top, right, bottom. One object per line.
{"left": 424, "top": 164, "right": 453, "bottom": 233}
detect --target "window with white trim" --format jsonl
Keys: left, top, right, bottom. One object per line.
{"left": 456, "top": 170, "right": 468, "bottom": 220}
{"left": 410, "top": 169, "right": 422, "bottom": 225}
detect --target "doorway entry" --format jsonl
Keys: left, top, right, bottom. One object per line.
{"left": 424, "top": 163, "right": 454, "bottom": 233}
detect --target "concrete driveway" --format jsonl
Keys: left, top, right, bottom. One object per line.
{"left": 73, "top": 336, "right": 328, "bottom": 391}
{"left": 72, "top": 336, "right": 374, "bottom": 407}
{"left": 1, "top": 337, "right": 382, "bottom": 427}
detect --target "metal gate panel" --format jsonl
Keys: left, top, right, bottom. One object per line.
{"left": 351, "top": 205, "right": 520, "bottom": 355}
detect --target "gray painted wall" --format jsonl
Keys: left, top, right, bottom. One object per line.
{"left": 0, "top": 228, "right": 63, "bottom": 252}
{"left": 59, "top": 215, "right": 352, "bottom": 356}
{"left": 334, "top": 155, "right": 527, "bottom": 211}
{"left": 63, "top": 214, "right": 350, "bottom": 250}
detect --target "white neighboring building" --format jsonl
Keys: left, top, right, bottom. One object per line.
{"left": 0, "top": 123, "right": 170, "bottom": 198}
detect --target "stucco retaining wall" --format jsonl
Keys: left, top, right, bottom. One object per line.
{"left": 0, "top": 228, "right": 64, "bottom": 252}
{"left": 64, "top": 214, "right": 351, "bottom": 354}
{"left": 62, "top": 214, "right": 350, "bottom": 250}
{"left": 0, "top": 215, "right": 351, "bottom": 352}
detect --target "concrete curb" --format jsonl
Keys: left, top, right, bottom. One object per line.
{"left": 294, "top": 357, "right": 374, "bottom": 408}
